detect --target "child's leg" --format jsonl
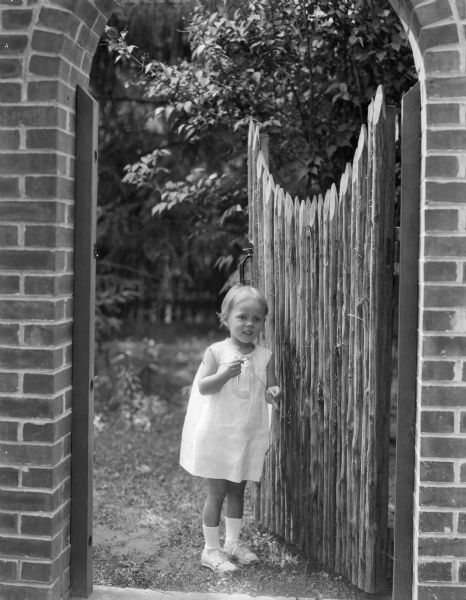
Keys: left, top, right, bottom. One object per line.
{"left": 201, "top": 478, "right": 237, "bottom": 573}
{"left": 224, "top": 480, "right": 258, "bottom": 564}
{"left": 202, "top": 478, "right": 228, "bottom": 527}
{"left": 225, "top": 480, "right": 247, "bottom": 519}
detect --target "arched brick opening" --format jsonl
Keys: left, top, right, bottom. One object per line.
{"left": 0, "top": 1, "right": 465, "bottom": 599}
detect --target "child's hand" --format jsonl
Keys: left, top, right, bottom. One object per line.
{"left": 266, "top": 386, "right": 282, "bottom": 405}
{"left": 223, "top": 358, "right": 244, "bottom": 380}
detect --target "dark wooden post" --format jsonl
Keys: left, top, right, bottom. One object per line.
{"left": 71, "top": 85, "right": 98, "bottom": 598}
{"left": 393, "top": 81, "right": 421, "bottom": 600}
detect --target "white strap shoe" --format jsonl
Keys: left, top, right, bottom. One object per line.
{"left": 201, "top": 547, "right": 238, "bottom": 573}
{"left": 223, "top": 541, "right": 259, "bottom": 565}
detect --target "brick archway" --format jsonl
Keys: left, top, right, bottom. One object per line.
{"left": 0, "top": 1, "right": 465, "bottom": 599}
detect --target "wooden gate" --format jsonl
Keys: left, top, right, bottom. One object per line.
{"left": 248, "top": 85, "right": 396, "bottom": 593}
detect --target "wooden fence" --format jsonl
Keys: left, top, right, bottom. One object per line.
{"left": 248, "top": 85, "right": 396, "bottom": 593}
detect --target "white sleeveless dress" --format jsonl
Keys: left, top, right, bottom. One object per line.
{"left": 179, "top": 338, "right": 272, "bottom": 483}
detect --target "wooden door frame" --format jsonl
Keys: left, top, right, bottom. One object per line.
{"left": 392, "top": 81, "right": 421, "bottom": 600}
{"left": 71, "top": 85, "right": 98, "bottom": 598}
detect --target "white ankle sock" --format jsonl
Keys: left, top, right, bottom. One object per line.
{"left": 224, "top": 516, "right": 242, "bottom": 545}
{"left": 203, "top": 524, "right": 220, "bottom": 550}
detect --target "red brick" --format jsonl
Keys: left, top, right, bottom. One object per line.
{"left": 29, "top": 54, "right": 70, "bottom": 79}
{"left": 421, "top": 438, "right": 466, "bottom": 460}
{"left": 24, "top": 323, "right": 72, "bottom": 347}
{"left": 461, "top": 411, "right": 466, "bottom": 432}
{"left": 427, "top": 103, "right": 461, "bottom": 125}
{"left": 0, "top": 152, "right": 66, "bottom": 176}
{"left": 421, "top": 411, "right": 455, "bottom": 433}
{"left": 0, "top": 397, "right": 63, "bottom": 420}
{"left": 0, "top": 534, "right": 60, "bottom": 560}
{"left": 419, "top": 25, "right": 459, "bottom": 51}
{"left": 0, "top": 57, "right": 22, "bottom": 78}
{"left": 25, "top": 176, "right": 73, "bottom": 200}
{"left": 0, "top": 274, "right": 20, "bottom": 294}
{"left": 2, "top": 9, "right": 33, "bottom": 29}
{"left": 20, "top": 560, "right": 54, "bottom": 584}
{"left": 418, "top": 561, "right": 452, "bottom": 582}
{"left": 0, "top": 299, "right": 65, "bottom": 321}
{"left": 0, "top": 559, "right": 17, "bottom": 581}
{"left": 0, "top": 105, "right": 67, "bottom": 128}
{"left": 24, "top": 225, "right": 73, "bottom": 248}
{"left": 0, "top": 421, "right": 18, "bottom": 442}
{"left": 0, "top": 177, "right": 19, "bottom": 196}
{"left": 0, "top": 372, "right": 19, "bottom": 394}
{"left": 0, "top": 512, "right": 18, "bottom": 534}
{"left": 21, "top": 502, "right": 70, "bottom": 537}
{"left": 0, "top": 440, "right": 63, "bottom": 467}
{"left": 427, "top": 130, "right": 466, "bottom": 151}
{"left": 422, "top": 361, "right": 455, "bottom": 381}
{"left": 24, "top": 275, "right": 73, "bottom": 296}
{"left": 23, "top": 368, "right": 71, "bottom": 395}
{"left": 23, "top": 414, "right": 71, "bottom": 443}
{"left": 27, "top": 81, "right": 74, "bottom": 106}
{"left": 425, "top": 50, "right": 461, "bottom": 73}
{"left": 425, "top": 208, "right": 458, "bottom": 231}
{"left": 21, "top": 457, "right": 70, "bottom": 489}
{"left": 0, "top": 129, "right": 20, "bottom": 149}
{"left": 424, "top": 286, "right": 466, "bottom": 307}
{"left": 0, "top": 324, "right": 20, "bottom": 345}
{"left": 0, "top": 82, "right": 21, "bottom": 104}
{"left": 458, "top": 513, "right": 466, "bottom": 532}
{"left": 0, "top": 224, "right": 18, "bottom": 245}
{"left": 0, "top": 467, "right": 19, "bottom": 486}
{"left": 0, "top": 201, "right": 66, "bottom": 223}
{"left": 424, "top": 263, "right": 457, "bottom": 282}
{"left": 0, "top": 249, "right": 66, "bottom": 271}
{"left": 419, "top": 511, "right": 453, "bottom": 533}
{"left": 459, "top": 562, "right": 466, "bottom": 582}
{"left": 418, "top": 536, "right": 466, "bottom": 556}
{"left": 26, "top": 128, "right": 74, "bottom": 153}
{"left": 426, "top": 182, "right": 466, "bottom": 205}
{"left": 423, "top": 337, "right": 466, "bottom": 357}
{"left": 38, "top": 7, "right": 80, "bottom": 37}
{"left": 421, "top": 461, "right": 454, "bottom": 482}
{"left": 0, "top": 582, "right": 59, "bottom": 600}
{"left": 414, "top": 0, "right": 453, "bottom": 24}
{"left": 427, "top": 77, "right": 466, "bottom": 98}
{"left": 426, "top": 157, "right": 460, "bottom": 179}
{"left": 31, "top": 30, "right": 65, "bottom": 54}
{"left": 0, "top": 34, "right": 27, "bottom": 55}
{"left": 0, "top": 347, "right": 63, "bottom": 371}
{"left": 461, "top": 463, "right": 466, "bottom": 481}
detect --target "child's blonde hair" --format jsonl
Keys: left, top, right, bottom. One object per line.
{"left": 218, "top": 284, "right": 268, "bottom": 327}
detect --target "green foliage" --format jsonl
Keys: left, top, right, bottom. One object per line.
{"left": 95, "top": 0, "right": 416, "bottom": 335}
{"left": 111, "top": 0, "right": 416, "bottom": 197}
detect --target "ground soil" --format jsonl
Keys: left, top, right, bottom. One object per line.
{"left": 93, "top": 324, "right": 392, "bottom": 599}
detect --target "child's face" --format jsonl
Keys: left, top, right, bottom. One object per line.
{"left": 227, "top": 297, "right": 265, "bottom": 347}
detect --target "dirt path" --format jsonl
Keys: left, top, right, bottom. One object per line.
{"left": 93, "top": 325, "right": 390, "bottom": 599}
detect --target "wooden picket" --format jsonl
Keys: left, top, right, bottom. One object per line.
{"left": 247, "top": 85, "right": 396, "bottom": 593}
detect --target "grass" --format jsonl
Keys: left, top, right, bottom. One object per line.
{"left": 93, "top": 323, "right": 391, "bottom": 599}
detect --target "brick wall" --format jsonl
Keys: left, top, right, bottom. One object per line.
{"left": 390, "top": 1, "right": 466, "bottom": 599}
{"left": 0, "top": 0, "right": 465, "bottom": 599}
{"left": 0, "top": 1, "right": 116, "bottom": 599}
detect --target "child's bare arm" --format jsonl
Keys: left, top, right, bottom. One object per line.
{"left": 198, "top": 348, "right": 243, "bottom": 395}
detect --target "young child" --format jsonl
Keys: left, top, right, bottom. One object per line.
{"left": 179, "top": 284, "right": 281, "bottom": 573}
